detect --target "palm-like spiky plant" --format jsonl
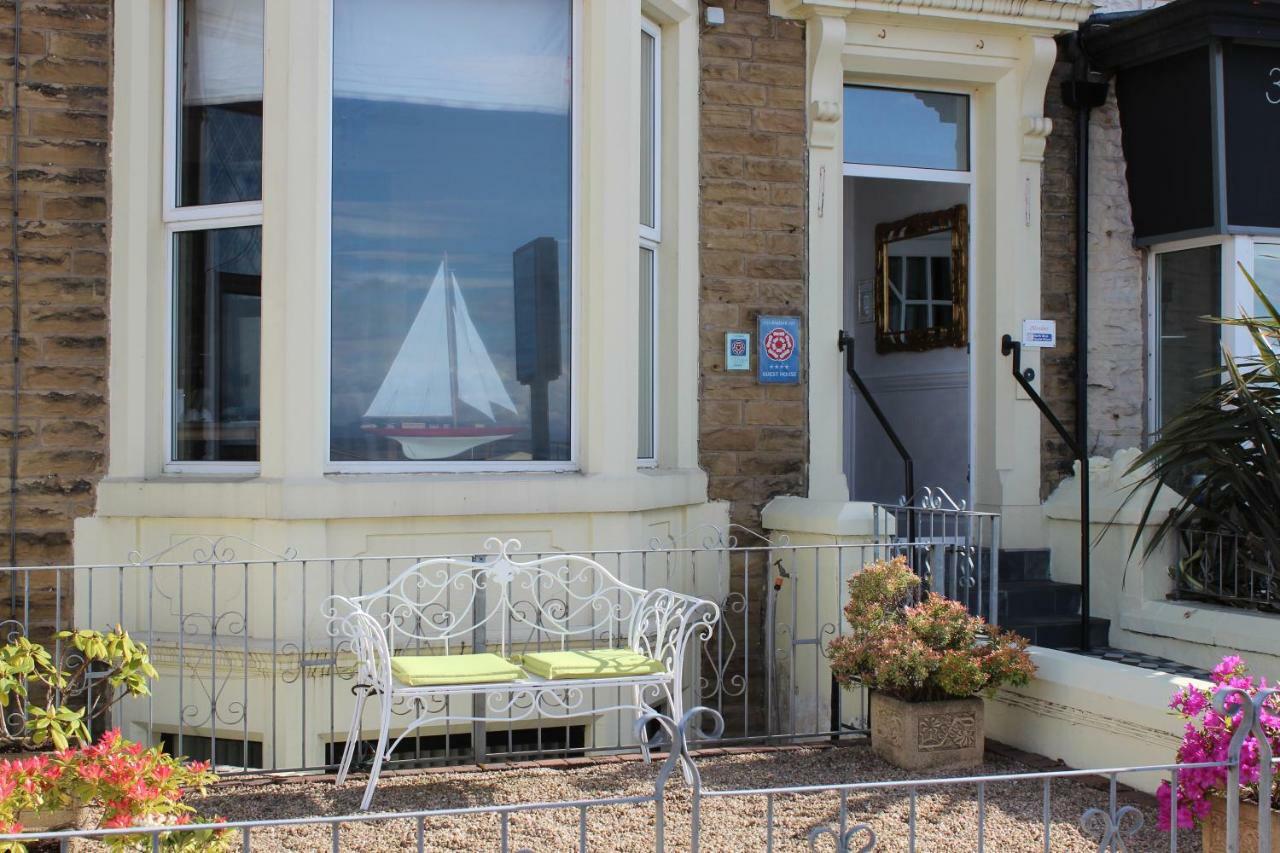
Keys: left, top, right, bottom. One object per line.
{"left": 1124, "top": 266, "right": 1280, "bottom": 609}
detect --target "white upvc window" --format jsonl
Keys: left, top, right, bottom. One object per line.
{"left": 326, "top": 0, "right": 579, "bottom": 472}
{"left": 638, "top": 17, "right": 660, "bottom": 464}
{"left": 163, "top": 0, "right": 264, "bottom": 473}
{"left": 1145, "top": 234, "right": 1280, "bottom": 436}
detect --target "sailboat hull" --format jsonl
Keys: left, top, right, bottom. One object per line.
{"left": 365, "top": 426, "right": 517, "bottom": 460}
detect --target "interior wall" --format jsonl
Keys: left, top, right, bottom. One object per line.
{"left": 842, "top": 177, "right": 970, "bottom": 504}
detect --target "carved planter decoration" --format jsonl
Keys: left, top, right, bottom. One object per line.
{"left": 869, "top": 692, "right": 984, "bottom": 771}
{"left": 1202, "top": 796, "right": 1280, "bottom": 852}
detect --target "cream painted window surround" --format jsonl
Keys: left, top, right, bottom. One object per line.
{"left": 106, "top": 0, "right": 704, "bottom": 520}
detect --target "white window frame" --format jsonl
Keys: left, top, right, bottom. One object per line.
{"left": 162, "top": 0, "right": 265, "bottom": 475}
{"left": 638, "top": 17, "right": 661, "bottom": 466}
{"left": 322, "top": 0, "right": 583, "bottom": 474}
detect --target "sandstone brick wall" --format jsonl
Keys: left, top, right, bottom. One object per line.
{"left": 699, "top": 0, "right": 807, "bottom": 531}
{"left": 1039, "top": 59, "right": 1079, "bottom": 498}
{"left": 0, "top": 0, "right": 110, "bottom": 579}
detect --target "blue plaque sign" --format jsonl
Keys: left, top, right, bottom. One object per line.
{"left": 757, "top": 315, "right": 800, "bottom": 384}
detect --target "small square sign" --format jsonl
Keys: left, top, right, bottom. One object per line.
{"left": 725, "top": 332, "right": 751, "bottom": 371}
{"left": 757, "top": 315, "right": 801, "bottom": 384}
{"left": 1022, "top": 319, "right": 1057, "bottom": 348}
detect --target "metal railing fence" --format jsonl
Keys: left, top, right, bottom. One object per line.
{"left": 1171, "top": 519, "right": 1280, "bottom": 614}
{"left": 3, "top": 692, "right": 1275, "bottom": 853}
{"left": 0, "top": 529, "right": 928, "bottom": 774}
{"left": 873, "top": 488, "right": 1002, "bottom": 624}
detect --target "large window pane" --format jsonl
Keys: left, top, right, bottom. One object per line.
{"left": 1157, "top": 246, "right": 1221, "bottom": 429}
{"left": 177, "top": 0, "right": 263, "bottom": 207}
{"left": 640, "top": 26, "right": 657, "bottom": 230}
{"left": 331, "top": 0, "right": 573, "bottom": 464}
{"left": 1256, "top": 244, "right": 1280, "bottom": 315}
{"left": 844, "top": 86, "right": 968, "bottom": 171}
{"left": 638, "top": 247, "right": 656, "bottom": 460}
{"left": 172, "top": 226, "right": 262, "bottom": 462}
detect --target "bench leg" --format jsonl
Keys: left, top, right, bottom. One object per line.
{"left": 336, "top": 687, "right": 368, "bottom": 785}
{"left": 360, "top": 695, "right": 393, "bottom": 811}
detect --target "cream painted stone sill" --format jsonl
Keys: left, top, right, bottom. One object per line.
{"left": 93, "top": 467, "right": 710, "bottom": 520}
{"left": 1119, "top": 599, "right": 1280, "bottom": 661}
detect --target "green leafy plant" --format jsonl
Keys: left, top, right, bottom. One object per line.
{"left": 0, "top": 628, "right": 158, "bottom": 751}
{"left": 827, "top": 557, "right": 1036, "bottom": 702}
{"left": 1121, "top": 266, "right": 1280, "bottom": 604}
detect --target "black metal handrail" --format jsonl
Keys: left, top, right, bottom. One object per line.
{"left": 1001, "top": 334, "right": 1093, "bottom": 651}
{"left": 837, "top": 331, "right": 915, "bottom": 544}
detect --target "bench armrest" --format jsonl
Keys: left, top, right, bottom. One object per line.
{"left": 629, "top": 589, "right": 720, "bottom": 688}
{"left": 326, "top": 595, "right": 394, "bottom": 692}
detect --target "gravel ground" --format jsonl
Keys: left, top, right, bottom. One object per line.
{"left": 67, "top": 744, "right": 1195, "bottom": 852}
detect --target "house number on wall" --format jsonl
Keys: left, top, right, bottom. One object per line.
{"left": 1269, "top": 67, "right": 1280, "bottom": 105}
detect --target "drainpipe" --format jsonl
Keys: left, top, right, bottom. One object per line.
{"left": 6, "top": 0, "right": 20, "bottom": 570}
{"left": 1060, "top": 30, "right": 1109, "bottom": 651}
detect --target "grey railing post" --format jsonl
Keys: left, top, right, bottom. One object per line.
{"left": 471, "top": 561, "right": 487, "bottom": 765}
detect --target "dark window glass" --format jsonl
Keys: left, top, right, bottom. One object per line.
{"left": 1157, "top": 246, "right": 1221, "bottom": 429}
{"left": 844, "top": 86, "right": 969, "bottom": 171}
{"left": 330, "top": 0, "right": 573, "bottom": 464}
{"left": 172, "top": 226, "right": 262, "bottom": 462}
{"left": 178, "top": 0, "right": 264, "bottom": 206}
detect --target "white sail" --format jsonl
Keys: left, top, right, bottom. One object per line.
{"left": 451, "top": 273, "right": 518, "bottom": 418}
{"left": 363, "top": 262, "right": 453, "bottom": 418}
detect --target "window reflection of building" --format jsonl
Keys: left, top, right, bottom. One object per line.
{"left": 329, "top": 0, "right": 574, "bottom": 465}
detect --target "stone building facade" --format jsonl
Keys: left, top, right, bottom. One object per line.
{"left": 698, "top": 0, "right": 809, "bottom": 530}
{"left": 0, "top": 1, "right": 110, "bottom": 580}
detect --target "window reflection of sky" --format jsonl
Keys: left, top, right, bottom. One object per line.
{"left": 330, "top": 100, "right": 572, "bottom": 462}
{"left": 844, "top": 87, "right": 968, "bottom": 171}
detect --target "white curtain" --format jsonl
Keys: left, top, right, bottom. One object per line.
{"left": 181, "top": 0, "right": 264, "bottom": 107}
{"left": 334, "top": 0, "right": 571, "bottom": 114}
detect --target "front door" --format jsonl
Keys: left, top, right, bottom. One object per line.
{"left": 840, "top": 85, "right": 973, "bottom": 506}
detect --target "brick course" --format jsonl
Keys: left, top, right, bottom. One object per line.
{"left": 0, "top": 0, "right": 110, "bottom": 572}
{"left": 699, "top": 0, "right": 807, "bottom": 531}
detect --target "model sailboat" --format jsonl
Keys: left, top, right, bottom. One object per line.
{"left": 362, "top": 258, "right": 519, "bottom": 460}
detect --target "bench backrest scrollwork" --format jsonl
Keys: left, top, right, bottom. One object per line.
{"left": 325, "top": 539, "right": 718, "bottom": 690}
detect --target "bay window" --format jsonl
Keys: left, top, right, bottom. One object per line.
{"left": 329, "top": 0, "right": 574, "bottom": 467}
{"left": 1152, "top": 244, "right": 1221, "bottom": 432}
{"left": 166, "top": 0, "right": 264, "bottom": 467}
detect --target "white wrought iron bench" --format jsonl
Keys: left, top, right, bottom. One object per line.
{"left": 325, "top": 538, "right": 721, "bottom": 809}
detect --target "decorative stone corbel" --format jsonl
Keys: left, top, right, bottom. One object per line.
{"left": 1018, "top": 35, "right": 1059, "bottom": 163}
{"left": 805, "top": 10, "right": 847, "bottom": 150}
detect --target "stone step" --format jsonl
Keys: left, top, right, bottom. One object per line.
{"left": 1001, "top": 615, "right": 1110, "bottom": 649}
{"left": 997, "top": 579, "right": 1083, "bottom": 622}
{"left": 996, "top": 548, "right": 1051, "bottom": 582}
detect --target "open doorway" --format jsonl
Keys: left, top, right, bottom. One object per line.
{"left": 842, "top": 176, "right": 972, "bottom": 504}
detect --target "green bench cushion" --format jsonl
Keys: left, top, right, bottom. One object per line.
{"left": 518, "top": 649, "right": 665, "bottom": 680}
{"left": 391, "top": 653, "right": 523, "bottom": 686}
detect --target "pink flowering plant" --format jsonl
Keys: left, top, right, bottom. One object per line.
{"left": 0, "top": 730, "right": 229, "bottom": 852}
{"left": 1157, "top": 655, "right": 1280, "bottom": 833}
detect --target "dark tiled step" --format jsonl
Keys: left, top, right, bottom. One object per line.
{"left": 997, "top": 580, "right": 1083, "bottom": 622}
{"left": 1001, "top": 615, "right": 1110, "bottom": 649}
{"left": 997, "top": 548, "right": 1051, "bottom": 582}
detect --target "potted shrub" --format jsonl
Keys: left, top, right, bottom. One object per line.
{"left": 1159, "top": 656, "right": 1279, "bottom": 852}
{"left": 827, "top": 557, "right": 1036, "bottom": 770}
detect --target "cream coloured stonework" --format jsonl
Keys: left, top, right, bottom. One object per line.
{"left": 770, "top": 0, "right": 1092, "bottom": 543}
{"left": 87, "top": 0, "right": 720, "bottom": 565}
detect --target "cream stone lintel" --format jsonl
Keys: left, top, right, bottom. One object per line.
{"left": 772, "top": 0, "right": 1093, "bottom": 31}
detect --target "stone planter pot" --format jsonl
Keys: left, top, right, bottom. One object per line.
{"left": 1202, "top": 796, "right": 1280, "bottom": 852}
{"left": 869, "top": 692, "right": 984, "bottom": 771}
{"left": 20, "top": 796, "right": 91, "bottom": 832}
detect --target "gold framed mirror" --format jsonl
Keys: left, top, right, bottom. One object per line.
{"left": 874, "top": 204, "right": 968, "bottom": 353}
